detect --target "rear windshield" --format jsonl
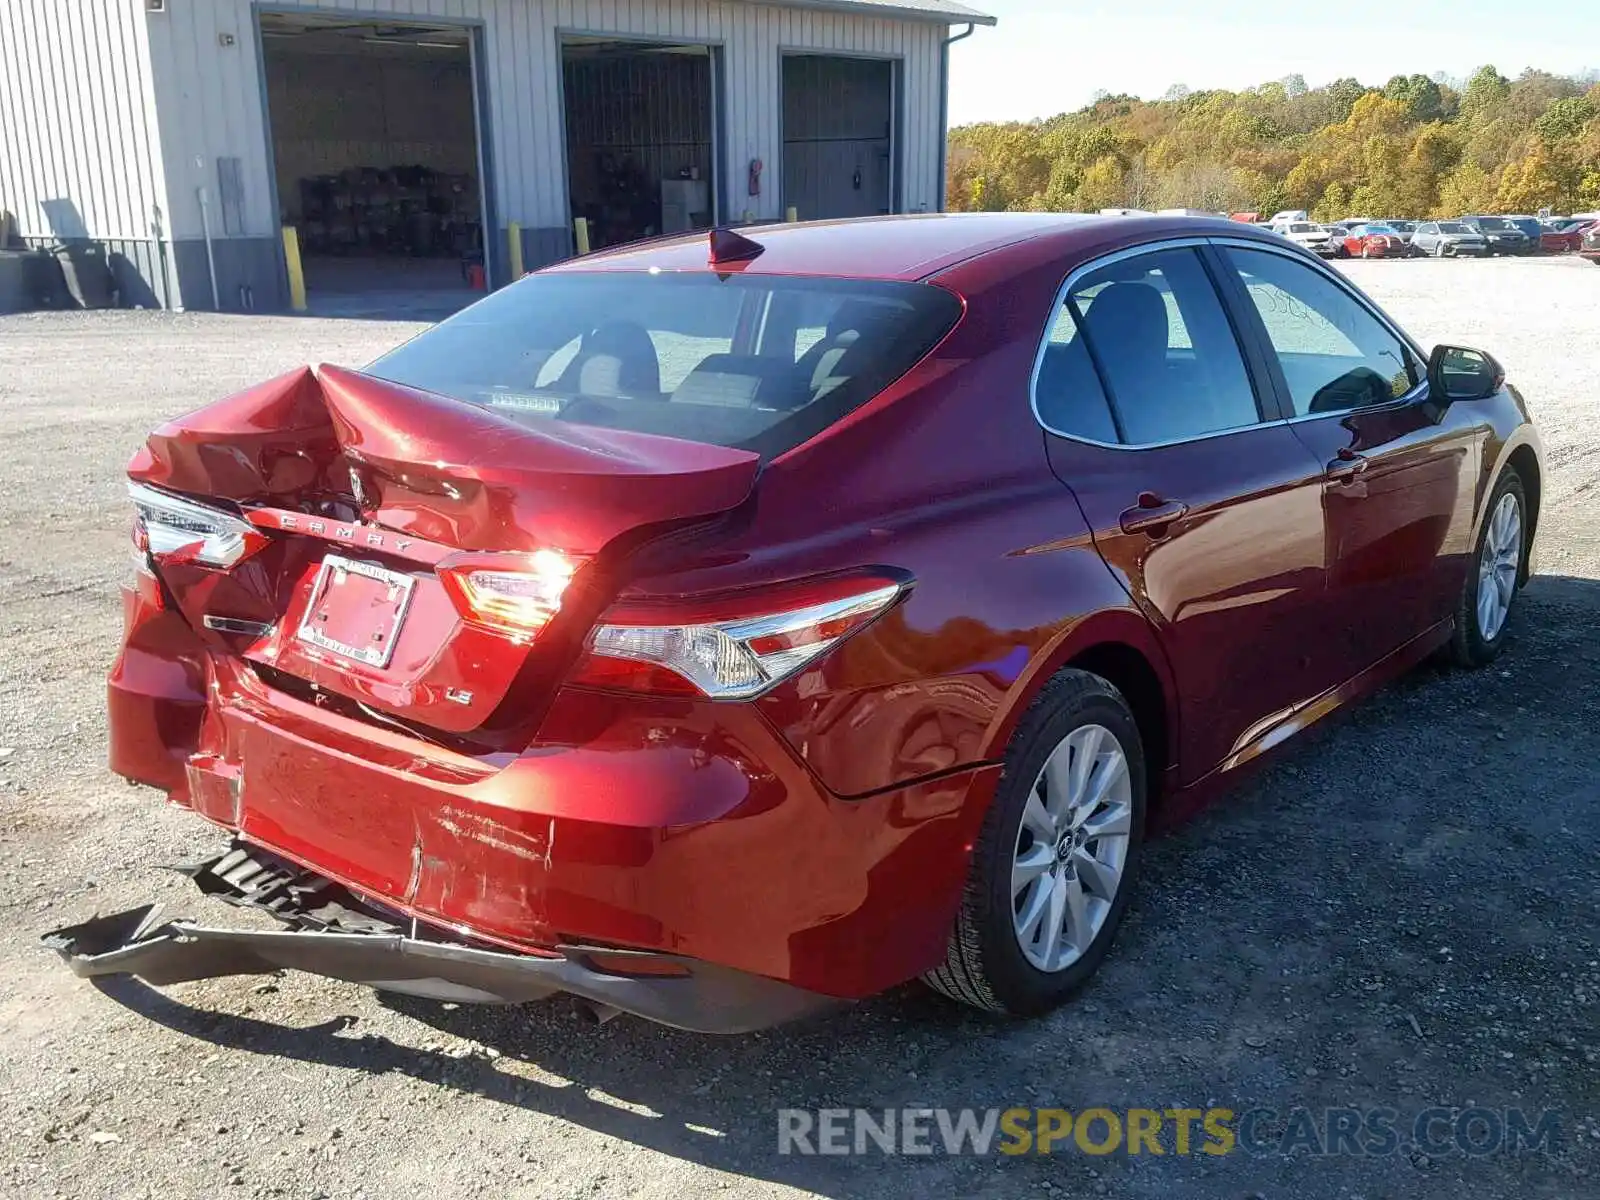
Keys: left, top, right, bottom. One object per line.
{"left": 367, "top": 272, "right": 962, "bottom": 460}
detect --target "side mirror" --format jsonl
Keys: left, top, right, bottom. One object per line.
{"left": 1427, "top": 344, "right": 1504, "bottom": 402}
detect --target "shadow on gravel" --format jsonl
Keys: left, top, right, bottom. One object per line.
{"left": 83, "top": 574, "right": 1600, "bottom": 1200}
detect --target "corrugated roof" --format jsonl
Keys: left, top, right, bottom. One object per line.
{"left": 759, "top": 0, "right": 997, "bottom": 27}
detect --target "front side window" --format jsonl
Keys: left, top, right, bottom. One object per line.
{"left": 1041, "top": 247, "right": 1261, "bottom": 445}
{"left": 1221, "top": 246, "right": 1420, "bottom": 416}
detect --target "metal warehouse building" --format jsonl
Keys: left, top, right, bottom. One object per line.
{"left": 0, "top": 0, "right": 992, "bottom": 313}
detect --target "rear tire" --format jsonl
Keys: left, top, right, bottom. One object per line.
{"left": 1448, "top": 469, "right": 1527, "bottom": 668}
{"left": 922, "top": 670, "right": 1146, "bottom": 1016}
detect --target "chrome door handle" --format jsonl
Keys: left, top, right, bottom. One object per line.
{"left": 1119, "top": 498, "right": 1190, "bottom": 535}
{"left": 1326, "top": 452, "right": 1369, "bottom": 483}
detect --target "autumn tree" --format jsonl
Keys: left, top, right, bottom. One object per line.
{"left": 946, "top": 67, "right": 1600, "bottom": 219}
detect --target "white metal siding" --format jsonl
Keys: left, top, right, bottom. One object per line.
{"left": 143, "top": 0, "right": 947, "bottom": 240}
{"left": 0, "top": 0, "right": 168, "bottom": 242}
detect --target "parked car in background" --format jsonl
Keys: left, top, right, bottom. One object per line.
{"left": 1266, "top": 209, "right": 1310, "bottom": 225}
{"left": 1460, "top": 216, "right": 1533, "bottom": 255}
{"left": 1537, "top": 220, "right": 1584, "bottom": 254}
{"left": 1271, "top": 220, "right": 1335, "bottom": 255}
{"left": 1322, "top": 221, "right": 1357, "bottom": 256}
{"left": 1411, "top": 221, "right": 1490, "bottom": 258}
{"left": 40, "top": 213, "right": 1545, "bottom": 1030}
{"left": 1582, "top": 224, "right": 1600, "bottom": 264}
{"left": 1503, "top": 216, "right": 1547, "bottom": 253}
{"left": 1341, "top": 223, "right": 1408, "bottom": 258}
{"left": 1378, "top": 219, "right": 1421, "bottom": 253}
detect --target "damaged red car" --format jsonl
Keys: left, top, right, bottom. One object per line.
{"left": 48, "top": 214, "right": 1544, "bottom": 1032}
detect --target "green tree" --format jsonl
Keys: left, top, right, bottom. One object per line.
{"left": 1535, "top": 96, "right": 1597, "bottom": 145}
{"left": 1385, "top": 74, "right": 1444, "bottom": 122}
{"left": 1460, "top": 65, "right": 1511, "bottom": 122}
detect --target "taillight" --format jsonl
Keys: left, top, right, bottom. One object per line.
{"left": 129, "top": 482, "right": 268, "bottom": 568}
{"left": 574, "top": 577, "right": 906, "bottom": 700}
{"left": 438, "top": 549, "right": 582, "bottom": 641}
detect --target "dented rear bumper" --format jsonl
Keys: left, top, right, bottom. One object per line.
{"left": 41, "top": 847, "right": 840, "bottom": 1034}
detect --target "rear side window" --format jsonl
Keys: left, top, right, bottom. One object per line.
{"left": 368, "top": 273, "right": 962, "bottom": 460}
{"left": 1038, "top": 247, "right": 1261, "bottom": 445}
{"left": 1221, "top": 247, "right": 1420, "bottom": 416}
{"left": 1034, "top": 306, "right": 1119, "bottom": 443}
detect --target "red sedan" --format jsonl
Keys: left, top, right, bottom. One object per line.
{"left": 1341, "top": 223, "right": 1409, "bottom": 257}
{"left": 46, "top": 214, "right": 1544, "bottom": 1030}
{"left": 1540, "top": 224, "right": 1585, "bottom": 254}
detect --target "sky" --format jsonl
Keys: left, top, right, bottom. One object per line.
{"left": 947, "top": 0, "right": 1600, "bottom": 125}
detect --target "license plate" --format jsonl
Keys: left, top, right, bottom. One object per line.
{"left": 296, "top": 555, "right": 415, "bottom": 668}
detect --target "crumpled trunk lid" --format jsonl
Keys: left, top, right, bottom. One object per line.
{"left": 129, "top": 364, "right": 758, "bottom": 735}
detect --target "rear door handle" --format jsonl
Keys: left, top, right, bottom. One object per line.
{"left": 1326, "top": 451, "right": 1369, "bottom": 483}
{"left": 1119, "top": 497, "right": 1190, "bottom": 535}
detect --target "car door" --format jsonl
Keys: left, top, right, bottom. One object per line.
{"left": 1414, "top": 223, "right": 1437, "bottom": 254}
{"left": 1214, "top": 242, "right": 1480, "bottom": 673}
{"left": 1034, "top": 243, "right": 1334, "bottom": 783}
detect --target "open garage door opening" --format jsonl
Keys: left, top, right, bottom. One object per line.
{"left": 562, "top": 39, "right": 717, "bottom": 252}
{"left": 782, "top": 55, "right": 897, "bottom": 222}
{"left": 259, "top": 13, "right": 487, "bottom": 314}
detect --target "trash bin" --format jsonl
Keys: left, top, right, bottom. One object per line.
{"left": 0, "top": 249, "right": 70, "bottom": 312}
{"left": 49, "top": 241, "right": 116, "bottom": 309}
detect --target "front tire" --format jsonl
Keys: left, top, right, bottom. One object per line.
{"left": 1448, "top": 469, "right": 1527, "bottom": 667}
{"left": 923, "top": 670, "right": 1146, "bottom": 1016}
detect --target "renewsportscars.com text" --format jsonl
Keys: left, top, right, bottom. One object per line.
{"left": 777, "top": 1106, "right": 1562, "bottom": 1158}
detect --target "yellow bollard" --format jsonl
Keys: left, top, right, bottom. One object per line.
{"left": 785, "top": 206, "right": 798, "bottom": 224}
{"left": 508, "top": 221, "right": 524, "bottom": 278}
{"left": 573, "top": 217, "right": 591, "bottom": 256}
{"left": 281, "top": 225, "right": 307, "bottom": 312}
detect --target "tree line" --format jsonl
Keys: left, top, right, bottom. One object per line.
{"left": 946, "top": 68, "right": 1600, "bottom": 219}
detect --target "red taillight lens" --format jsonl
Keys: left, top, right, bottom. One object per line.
{"left": 438, "top": 549, "right": 583, "bottom": 640}
{"left": 572, "top": 575, "right": 907, "bottom": 700}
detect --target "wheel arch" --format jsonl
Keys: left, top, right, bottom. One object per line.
{"left": 982, "top": 610, "right": 1179, "bottom": 810}
{"left": 1505, "top": 442, "right": 1541, "bottom": 583}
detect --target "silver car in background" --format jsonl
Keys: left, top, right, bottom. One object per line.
{"left": 1412, "top": 220, "right": 1490, "bottom": 257}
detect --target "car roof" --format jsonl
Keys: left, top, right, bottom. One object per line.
{"left": 540, "top": 212, "right": 1273, "bottom": 282}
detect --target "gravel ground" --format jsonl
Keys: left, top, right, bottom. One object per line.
{"left": 1, "top": 257, "right": 1597, "bottom": 1200}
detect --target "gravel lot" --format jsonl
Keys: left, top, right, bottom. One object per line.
{"left": 1, "top": 257, "right": 1597, "bottom": 1199}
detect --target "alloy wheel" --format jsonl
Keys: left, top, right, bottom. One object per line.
{"left": 1476, "top": 491, "right": 1522, "bottom": 640}
{"left": 1010, "top": 724, "right": 1133, "bottom": 972}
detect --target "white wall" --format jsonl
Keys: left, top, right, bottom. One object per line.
{"left": 0, "top": 0, "right": 169, "bottom": 242}
{"left": 141, "top": 0, "right": 947, "bottom": 241}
